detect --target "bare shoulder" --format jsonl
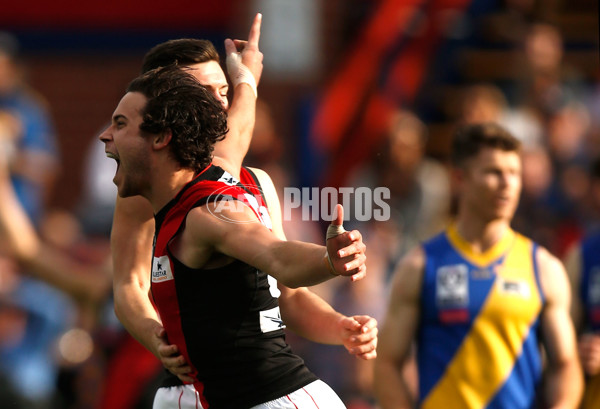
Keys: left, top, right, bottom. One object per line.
{"left": 246, "top": 166, "right": 275, "bottom": 189}
{"left": 536, "top": 245, "right": 570, "bottom": 305}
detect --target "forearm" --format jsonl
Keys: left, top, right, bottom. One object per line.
{"left": 281, "top": 287, "right": 344, "bottom": 344}
{"left": 113, "top": 279, "right": 163, "bottom": 358}
{"left": 21, "top": 244, "right": 108, "bottom": 302}
{"left": 544, "top": 361, "right": 583, "bottom": 409}
{"left": 374, "top": 359, "right": 415, "bottom": 409}
{"left": 212, "top": 84, "right": 256, "bottom": 173}
{"left": 266, "top": 241, "right": 334, "bottom": 288}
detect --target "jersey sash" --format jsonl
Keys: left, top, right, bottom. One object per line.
{"left": 418, "top": 224, "right": 544, "bottom": 409}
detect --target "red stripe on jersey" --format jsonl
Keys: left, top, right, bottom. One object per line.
{"left": 152, "top": 167, "right": 265, "bottom": 407}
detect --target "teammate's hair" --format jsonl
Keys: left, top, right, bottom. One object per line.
{"left": 127, "top": 65, "right": 228, "bottom": 172}
{"left": 451, "top": 122, "right": 521, "bottom": 167}
{"left": 141, "top": 39, "right": 220, "bottom": 74}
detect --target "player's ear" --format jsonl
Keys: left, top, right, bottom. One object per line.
{"left": 153, "top": 129, "right": 172, "bottom": 150}
{"left": 451, "top": 166, "right": 467, "bottom": 191}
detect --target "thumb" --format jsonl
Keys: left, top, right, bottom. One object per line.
{"left": 339, "top": 316, "right": 361, "bottom": 331}
{"left": 332, "top": 204, "right": 344, "bottom": 226}
{"left": 155, "top": 326, "right": 166, "bottom": 339}
{"left": 224, "top": 38, "right": 236, "bottom": 55}
{"left": 326, "top": 204, "right": 346, "bottom": 240}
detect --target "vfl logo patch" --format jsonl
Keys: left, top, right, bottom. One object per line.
{"left": 152, "top": 256, "right": 174, "bottom": 283}
{"left": 436, "top": 264, "right": 469, "bottom": 308}
{"left": 259, "top": 306, "right": 286, "bottom": 333}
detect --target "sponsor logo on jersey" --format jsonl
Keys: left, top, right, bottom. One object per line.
{"left": 498, "top": 278, "right": 531, "bottom": 298}
{"left": 259, "top": 306, "right": 285, "bottom": 333}
{"left": 218, "top": 171, "right": 239, "bottom": 186}
{"left": 152, "top": 256, "right": 174, "bottom": 283}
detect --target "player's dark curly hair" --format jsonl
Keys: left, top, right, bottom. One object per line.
{"left": 451, "top": 122, "right": 521, "bottom": 167}
{"left": 127, "top": 65, "right": 228, "bottom": 172}
{"left": 141, "top": 39, "right": 220, "bottom": 74}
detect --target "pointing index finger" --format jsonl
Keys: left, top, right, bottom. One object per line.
{"left": 247, "top": 13, "right": 262, "bottom": 48}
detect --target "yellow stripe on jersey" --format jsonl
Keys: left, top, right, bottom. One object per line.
{"left": 422, "top": 231, "right": 542, "bottom": 409}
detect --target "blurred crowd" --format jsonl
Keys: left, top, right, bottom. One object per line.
{"left": 0, "top": 0, "right": 597, "bottom": 408}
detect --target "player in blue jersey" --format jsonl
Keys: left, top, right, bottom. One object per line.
{"left": 374, "top": 122, "right": 582, "bottom": 409}
{"left": 563, "top": 158, "right": 600, "bottom": 409}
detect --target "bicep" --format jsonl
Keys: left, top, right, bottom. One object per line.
{"left": 539, "top": 248, "right": 579, "bottom": 365}
{"left": 378, "top": 248, "right": 425, "bottom": 364}
{"left": 562, "top": 244, "right": 583, "bottom": 330}
{"left": 111, "top": 196, "right": 154, "bottom": 287}
{"left": 189, "top": 203, "right": 285, "bottom": 273}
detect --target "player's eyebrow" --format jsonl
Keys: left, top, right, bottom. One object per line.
{"left": 112, "top": 114, "right": 127, "bottom": 123}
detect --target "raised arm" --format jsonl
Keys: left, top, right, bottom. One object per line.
{"left": 212, "top": 13, "right": 263, "bottom": 174}
{"left": 250, "top": 167, "right": 377, "bottom": 359}
{"left": 538, "top": 246, "right": 583, "bottom": 409}
{"left": 374, "top": 246, "right": 425, "bottom": 409}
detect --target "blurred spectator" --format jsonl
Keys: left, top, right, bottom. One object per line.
{"left": 511, "top": 23, "right": 586, "bottom": 119}
{"left": 0, "top": 32, "right": 76, "bottom": 408}
{"left": 0, "top": 32, "right": 60, "bottom": 224}
{"left": 459, "top": 83, "right": 543, "bottom": 149}
{"left": 349, "top": 109, "right": 451, "bottom": 270}
{"left": 76, "top": 137, "right": 117, "bottom": 238}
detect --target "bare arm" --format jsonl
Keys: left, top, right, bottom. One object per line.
{"left": 0, "top": 162, "right": 109, "bottom": 303}
{"left": 538, "top": 246, "right": 583, "bottom": 409}
{"left": 374, "top": 246, "right": 424, "bottom": 409}
{"left": 212, "top": 13, "right": 263, "bottom": 175}
{"left": 563, "top": 244, "right": 583, "bottom": 330}
{"left": 178, "top": 201, "right": 366, "bottom": 288}
{"left": 250, "top": 166, "right": 377, "bottom": 358}
{"left": 111, "top": 196, "right": 160, "bottom": 350}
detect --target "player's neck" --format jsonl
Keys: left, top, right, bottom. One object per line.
{"left": 454, "top": 217, "right": 511, "bottom": 253}
{"left": 148, "top": 166, "right": 197, "bottom": 214}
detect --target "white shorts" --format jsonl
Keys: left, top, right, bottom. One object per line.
{"left": 250, "top": 380, "right": 347, "bottom": 409}
{"left": 153, "top": 384, "right": 201, "bottom": 409}
{"left": 152, "top": 380, "right": 346, "bottom": 409}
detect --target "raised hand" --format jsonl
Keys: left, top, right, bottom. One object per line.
{"left": 326, "top": 204, "right": 367, "bottom": 281}
{"left": 224, "top": 13, "right": 263, "bottom": 93}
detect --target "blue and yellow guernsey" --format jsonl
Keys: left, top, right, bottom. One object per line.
{"left": 417, "top": 224, "right": 545, "bottom": 409}
{"left": 579, "top": 232, "right": 600, "bottom": 409}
